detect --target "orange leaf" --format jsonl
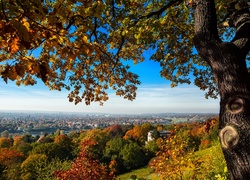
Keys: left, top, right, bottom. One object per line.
{"left": 0, "top": 21, "right": 4, "bottom": 29}
{"left": 11, "top": 37, "right": 20, "bottom": 53}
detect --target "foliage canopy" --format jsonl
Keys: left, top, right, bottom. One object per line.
{"left": 0, "top": 0, "right": 245, "bottom": 104}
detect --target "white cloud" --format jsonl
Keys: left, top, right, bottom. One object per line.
{"left": 0, "top": 82, "right": 219, "bottom": 114}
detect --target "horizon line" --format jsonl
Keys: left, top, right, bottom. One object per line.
{"left": 0, "top": 109, "right": 219, "bottom": 115}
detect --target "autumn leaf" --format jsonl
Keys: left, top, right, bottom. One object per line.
{"left": 10, "top": 37, "right": 20, "bottom": 53}
{"left": 83, "top": 35, "right": 88, "bottom": 43}
{"left": 39, "top": 62, "right": 49, "bottom": 83}
{"left": 11, "top": 19, "right": 30, "bottom": 42}
{"left": 0, "top": 21, "right": 4, "bottom": 29}
{"left": 27, "top": 61, "right": 40, "bottom": 75}
{"left": 7, "top": 66, "right": 18, "bottom": 81}
{"left": 22, "top": 18, "right": 30, "bottom": 31}
{"left": 68, "top": 52, "right": 77, "bottom": 61}
{"left": 55, "top": 138, "right": 116, "bottom": 180}
{"left": 0, "top": 0, "right": 232, "bottom": 106}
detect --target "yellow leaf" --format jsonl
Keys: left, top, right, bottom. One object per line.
{"left": 58, "top": 36, "right": 64, "bottom": 44}
{"left": 109, "top": 77, "right": 115, "bottom": 86}
{"left": 27, "top": 61, "right": 39, "bottom": 74}
{"left": 21, "top": 18, "right": 30, "bottom": 31}
{"left": 83, "top": 35, "right": 88, "bottom": 43}
{"left": 223, "top": 22, "right": 229, "bottom": 27}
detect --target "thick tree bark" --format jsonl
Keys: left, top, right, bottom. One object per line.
{"left": 193, "top": 0, "right": 250, "bottom": 179}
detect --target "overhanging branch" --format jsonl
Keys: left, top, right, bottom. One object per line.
{"left": 231, "top": 9, "right": 250, "bottom": 56}
{"left": 136, "top": 0, "right": 184, "bottom": 23}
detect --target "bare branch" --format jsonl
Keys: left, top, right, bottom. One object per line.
{"left": 115, "top": 35, "right": 125, "bottom": 59}
{"left": 65, "top": 15, "right": 89, "bottom": 30}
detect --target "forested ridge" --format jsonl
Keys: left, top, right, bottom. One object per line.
{"left": 0, "top": 117, "right": 228, "bottom": 180}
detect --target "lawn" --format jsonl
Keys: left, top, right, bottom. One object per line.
{"left": 117, "top": 143, "right": 228, "bottom": 180}
{"left": 117, "top": 166, "right": 159, "bottom": 180}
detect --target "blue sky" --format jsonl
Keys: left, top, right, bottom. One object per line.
{"left": 0, "top": 56, "right": 219, "bottom": 114}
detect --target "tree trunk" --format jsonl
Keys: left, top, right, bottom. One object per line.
{"left": 193, "top": 0, "right": 250, "bottom": 179}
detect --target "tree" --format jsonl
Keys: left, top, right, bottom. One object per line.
{"left": 104, "top": 137, "right": 126, "bottom": 160}
{"left": 103, "top": 137, "right": 127, "bottom": 173}
{"left": 0, "top": 137, "right": 13, "bottom": 148}
{"left": 120, "top": 140, "right": 147, "bottom": 170}
{"left": 104, "top": 124, "right": 123, "bottom": 137}
{"left": 31, "top": 142, "right": 73, "bottom": 161}
{"left": 55, "top": 139, "right": 115, "bottom": 180}
{"left": 1, "top": 130, "right": 9, "bottom": 138}
{"left": 193, "top": 1, "right": 250, "bottom": 179}
{"left": 13, "top": 135, "right": 33, "bottom": 156}
{"left": 54, "top": 134, "right": 74, "bottom": 160}
{"left": 22, "top": 134, "right": 35, "bottom": 143}
{"left": 123, "top": 123, "right": 153, "bottom": 145}
{"left": 0, "top": 148, "right": 25, "bottom": 180}
{"left": 149, "top": 128, "right": 229, "bottom": 179}
{"left": 34, "top": 158, "right": 71, "bottom": 180}
{"left": 20, "top": 157, "right": 71, "bottom": 180}
{"left": 1, "top": 0, "right": 250, "bottom": 178}
{"left": 149, "top": 133, "right": 194, "bottom": 180}
{"left": 144, "top": 140, "right": 159, "bottom": 157}
{"left": 81, "top": 129, "right": 111, "bottom": 159}
{"left": 150, "top": 128, "right": 160, "bottom": 140}
{"left": 21, "top": 154, "right": 48, "bottom": 180}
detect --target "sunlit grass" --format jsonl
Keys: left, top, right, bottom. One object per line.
{"left": 117, "top": 166, "right": 159, "bottom": 180}
{"left": 117, "top": 141, "right": 228, "bottom": 180}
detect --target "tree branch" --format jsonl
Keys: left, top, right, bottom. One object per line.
{"left": 193, "top": 0, "right": 222, "bottom": 64}
{"left": 139, "top": 0, "right": 183, "bottom": 20}
{"left": 231, "top": 9, "right": 250, "bottom": 56}
{"left": 90, "top": 17, "right": 99, "bottom": 43}
{"left": 111, "top": 0, "right": 116, "bottom": 18}
{"left": 115, "top": 35, "right": 125, "bottom": 59}
{"left": 193, "top": 0, "right": 220, "bottom": 43}
{"left": 65, "top": 15, "right": 89, "bottom": 30}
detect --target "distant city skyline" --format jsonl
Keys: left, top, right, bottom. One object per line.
{"left": 0, "top": 55, "right": 219, "bottom": 114}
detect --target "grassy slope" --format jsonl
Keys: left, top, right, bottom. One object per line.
{"left": 192, "top": 142, "right": 228, "bottom": 179}
{"left": 117, "top": 142, "right": 227, "bottom": 180}
{"left": 117, "top": 166, "right": 159, "bottom": 180}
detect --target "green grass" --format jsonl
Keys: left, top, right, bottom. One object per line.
{"left": 193, "top": 142, "right": 228, "bottom": 178}
{"left": 117, "top": 142, "right": 228, "bottom": 180}
{"left": 117, "top": 166, "right": 159, "bottom": 180}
